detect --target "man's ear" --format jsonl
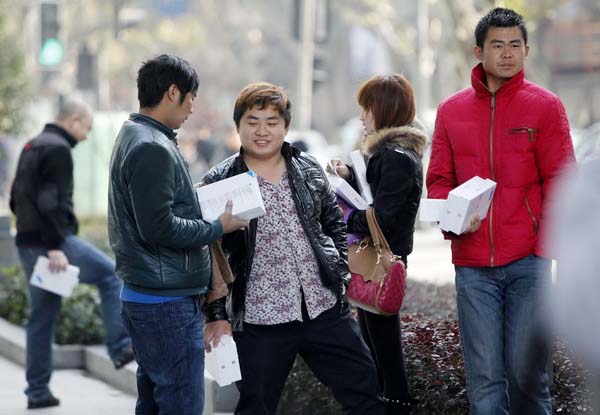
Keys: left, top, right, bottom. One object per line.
{"left": 473, "top": 45, "right": 483, "bottom": 61}
{"left": 166, "top": 84, "right": 179, "bottom": 102}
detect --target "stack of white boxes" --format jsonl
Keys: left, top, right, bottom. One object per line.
{"left": 420, "top": 176, "right": 497, "bottom": 235}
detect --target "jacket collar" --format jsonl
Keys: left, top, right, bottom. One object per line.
{"left": 471, "top": 62, "right": 525, "bottom": 98}
{"left": 129, "top": 113, "right": 177, "bottom": 141}
{"left": 44, "top": 123, "right": 78, "bottom": 148}
{"left": 362, "top": 126, "right": 428, "bottom": 158}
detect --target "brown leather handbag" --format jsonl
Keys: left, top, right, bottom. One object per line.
{"left": 347, "top": 208, "right": 407, "bottom": 315}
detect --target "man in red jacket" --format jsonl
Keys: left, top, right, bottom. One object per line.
{"left": 427, "top": 8, "right": 575, "bottom": 415}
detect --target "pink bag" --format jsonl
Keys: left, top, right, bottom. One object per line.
{"left": 346, "top": 208, "right": 406, "bottom": 315}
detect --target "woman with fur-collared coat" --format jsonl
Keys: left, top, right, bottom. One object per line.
{"left": 331, "top": 74, "right": 427, "bottom": 415}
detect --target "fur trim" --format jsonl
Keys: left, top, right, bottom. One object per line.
{"left": 361, "top": 126, "right": 428, "bottom": 158}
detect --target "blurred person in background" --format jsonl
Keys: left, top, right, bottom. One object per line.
{"left": 329, "top": 74, "right": 427, "bottom": 415}
{"left": 548, "top": 159, "right": 600, "bottom": 412}
{"left": 426, "top": 8, "right": 575, "bottom": 414}
{"left": 202, "top": 82, "right": 385, "bottom": 415}
{"left": 9, "top": 97, "right": 133, "bottom": 410}
{"left": 108, "top": 54, "right": 247, "bottom": 414}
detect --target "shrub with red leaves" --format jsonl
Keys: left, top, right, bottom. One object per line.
{"left": 278, "top": 313, "right": 593, "bottom": 414}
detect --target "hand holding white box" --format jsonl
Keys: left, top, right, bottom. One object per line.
{"left": 327, "top": 174, "right": 370, "bottom": 210}
{"left": 205, "top": 334, "right": 242, "bottom": 386}
{"left": 349, "top": 150, "right": 374, "bottom": 205}
{"left": 30, "top": 256, "right": 79, "bottom": 297}
{"left": 439, "top": 176, "right": 497, "bottom": 235}
{"left": 196, "top": 171, "right": 266, "bottom": 221}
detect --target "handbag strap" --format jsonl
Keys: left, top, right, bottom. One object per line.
{"left": 365, "top": 208, "right": 391, "bottom": 252}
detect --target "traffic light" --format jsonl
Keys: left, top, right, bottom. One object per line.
{"left": 39, "top": 2, "right": 63, "bottom": 66}
{"left": 313, "top": 49, "right": 328, "bottom": 88}
{"left": 77, "top": 45, "right": 97, "bottom": 91}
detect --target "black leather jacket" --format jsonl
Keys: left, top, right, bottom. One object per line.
{"left": 202, "top": 143, "right": 348, "bottom": 326}
{"left": 108, "top": 113, "right": 223, "bottom": 296}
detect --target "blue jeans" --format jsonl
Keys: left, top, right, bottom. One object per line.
{"left": 121, "top": 296, "right": 205, "bottom": 415}
{"left": 17, "top": 236, "right": 131, "bottom": 401}
{"left": 455, "top": 255, "right": 552, "bottom": 415}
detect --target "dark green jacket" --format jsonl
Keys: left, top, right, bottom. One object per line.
{"left": 108, "top": 113, "right": 222, "bottom": 296}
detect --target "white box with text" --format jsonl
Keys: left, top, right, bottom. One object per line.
{"left": 196, "top": 171, "right": 266, "bottom": 221}
{"left": 205, "top": 334, "right": 242, "bottom": 387}
{"left": 30, "top": 256, "right": 79, "bottom": 297}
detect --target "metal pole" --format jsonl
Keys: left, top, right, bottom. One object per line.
{"left": 417, "top": 0, "right": 430, "bottom": 116}
{"left": 297, "top": 0, "right": 316, "bottom": 131}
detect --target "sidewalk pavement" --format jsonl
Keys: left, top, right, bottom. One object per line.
{"left": 0, "top": 355, "right": 135, "bottom": 415}
{"left": 409, "top": 226, "right": 455, "bottom": 285}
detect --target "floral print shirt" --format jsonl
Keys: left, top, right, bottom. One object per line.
{"left": 243, "top": 172, "right": 337, "bottom": 325}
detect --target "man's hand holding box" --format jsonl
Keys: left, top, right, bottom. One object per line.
{"left": 439, "top": 176, "right": 496, "bottom": 235}
{"left": 196, "top": 171, "right": 266, "bottom": 221}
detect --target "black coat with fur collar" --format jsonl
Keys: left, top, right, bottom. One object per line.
{"left": 347, "top": 126, "right": 428, "bottom": 258}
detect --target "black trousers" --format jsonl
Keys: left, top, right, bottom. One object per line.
{"left": 357, "top": 309, "right": 410, "bottom": 402}
{"left": 233, "top": 304, "right": 385, "bottom": 415}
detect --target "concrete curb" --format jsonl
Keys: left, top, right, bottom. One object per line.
{"left": 0, "top": 318, "right": 84, "bottom": 368}
{"left": 0, "top": 317, "right": 238, "bottom": 414}
{"left": 84, "top": 345, "right": 137, "bottom": 396}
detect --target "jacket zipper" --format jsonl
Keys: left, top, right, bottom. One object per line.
{"left": 489, "top": 93, "right": 496, "bottom": 267}
{"left": 509, "top": 127, "right": 539, "bottom": 142}
{"left": 524, "top": 187, "right": 539, "bottom": 234}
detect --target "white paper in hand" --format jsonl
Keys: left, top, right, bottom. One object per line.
{"left": 30, "top": 256, "right": 79, "bottom": 297}
{"left": 205, "top": 334, "right": 242, "bottom": 386}
{"left": 349, "top": 150, "right": 374, "bottom": 204}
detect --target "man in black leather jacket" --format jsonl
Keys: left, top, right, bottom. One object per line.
{"left": 202, "top": 82, "right": 384, "bottom": 415}
{"left": 108, "top": 54, "right": 246, "bottom": 414}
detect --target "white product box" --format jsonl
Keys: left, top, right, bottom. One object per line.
{"left": 439, "top": 176, "right": 497, "bottom": 235}
{"left": 196, "top": 171, "right": 266, "bottom": 221}
{"left": 205, "top": 334, "right": 242, "bottom": 387}
{"left": 419, "top": 199, "right": 446, "bottom": 222}
{"left": 349, "top": 150, "right": 374, "bottom": 205}
{"left": 327, "top": 174, "right": 370, "bottom": 210}
{"left": 30, "top": 256, "right": 79, "bottom": 297}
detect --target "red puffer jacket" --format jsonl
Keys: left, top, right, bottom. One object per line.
{"left": 427, "top": 63, "right": 575, "bottom": 267}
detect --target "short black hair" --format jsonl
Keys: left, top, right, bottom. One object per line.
{"left": 137, "top": 54, "right": 199, "bottom": 108}
{"left": 475, "top": 8, "right": 528, "bottom": 48}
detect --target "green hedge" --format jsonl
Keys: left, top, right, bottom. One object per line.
{"left": 0, "top": 266, "right": 105, "bottom": 345}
